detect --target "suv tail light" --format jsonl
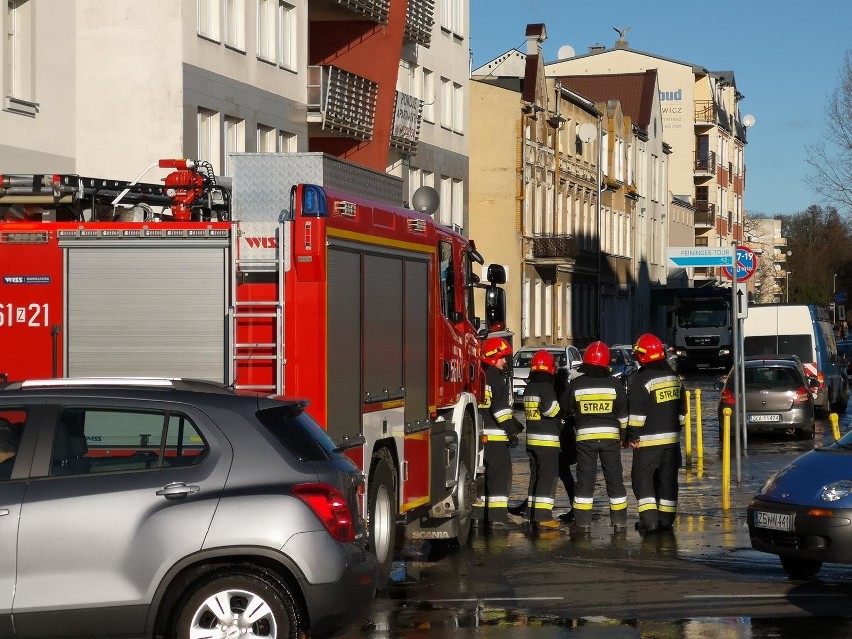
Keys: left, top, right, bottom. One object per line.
{"left": 720, "top": 388, "right": 735, "bottom": 405}
{"left": 793, "top": 386, "right": 811, "bottom": 404}
{"left": 293, "top": 483, "right": 355, "bottom": 543}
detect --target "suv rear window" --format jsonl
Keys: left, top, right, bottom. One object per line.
{"left": 256, "top": 406, "right": 339, "bottom": 462}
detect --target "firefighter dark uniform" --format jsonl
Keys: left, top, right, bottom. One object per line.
{"left": 560, "top": 341, "right": 629, "bottom": 533}
{"left": 627, "top": 333, "right": 687, "bottom": 534}
{"left": 473, "top": 337, "right": 519, "bottom": 528}
{"left": 522, "top": 351, "right": 562, "bottom": 528}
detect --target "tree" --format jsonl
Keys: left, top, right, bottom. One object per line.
{"left": 806, "top": 50, "right": 852, "bottom": 214}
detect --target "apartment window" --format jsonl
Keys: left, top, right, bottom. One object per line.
{"left": 452, "top": 82, "right": 463, "bottom": 133}
{"left": 440, "top": 77, "right": 452, "bottom": 129}
{"left": 278, "top": 130, "right": 296, "bottom": 152}
{"left": 439, "top": 175, "right": 451, "bottom": 226}
{"left": 440, "top": 0, "right": 464, "bottom": 38}
{"left": 224, "top": 116, "right": 245, "bottom": 176}
{"left": 5, "top": 0, "right": 34, "bottom": 105}
{"left": 197, "top": 109, "right": 221, "bottom": 175}
{"left": 225, "top": 0, "right": 245, "bottom": 50}
{"left": 257, "top": 0, "right": 275, "bottom": 61}
{"left": 257, "top": 125, "right": 275, "bottom": 152}
{"left": 408, "top": 167, "right": 421, "bottom": 205}
{"left": 451, "top": 178, "right": 463, "bottom": 230}
{"left": 278, "top": 1, "right": 296, "bottom": 69}
{"left": 197, "top": 0, "right": 220, "bottom": 41}
{"left": 422, "top": 170, "right": 434, "bottom": 189}
{"left": 422, "top": 69, "right": 434, "bottom": 123}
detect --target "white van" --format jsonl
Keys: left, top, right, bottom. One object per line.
{"left": 742, "top": 304, "right": 847, "bottom": 413}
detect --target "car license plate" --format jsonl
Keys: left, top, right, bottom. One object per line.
{"left": 748, "top": 414, "right": 781, "bottom": 423}
{"left": 754, "top": 510, "right": 793, "bottom": 531}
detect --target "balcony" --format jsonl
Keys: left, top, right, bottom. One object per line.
{"left": 315, "top": 0, "right": 389, "bottom": 23}
{"left": 404, "top": 0, "right": 435, "bottom": 47}
{"left": 694, "top": 101, "right": 716, "bottom": 125}
{"left": 530, "top": 234, "right": 580, "bottom": 261}
{"left": 694, "top": 151, "right": 716, "bottom": 177}
{"left": 774, "top": 237, "right": 787, "bottom": 247}
{"left": 390, "top": 91, "right": 424, "bottom": 154}
{"left": 694, "top": 202, "right": 716, "bottom": 227}
{"left": 307, "top": 65, "right": 378, "bottom": 141}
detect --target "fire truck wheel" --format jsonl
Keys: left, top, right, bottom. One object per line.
{"left": 171, "top": 570, "right": 301, "bottom": 639}
{"left": 368, "top": 449, "right": 397, "bottom": 590}
{"left": 455, "top": 415, "right": 476, "bottom": 546}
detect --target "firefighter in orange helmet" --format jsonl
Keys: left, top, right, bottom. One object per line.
{"left": 472, "top": 336, "right": 521, "bottom": 530}
{"left": 627, "top": 333, "right": 686, "bottom": 535}
{"left": 521, "top": 350, "right": 563, "bottom": 529}
{"left": 559, "top": 341, "right": 629, "bottom": 534}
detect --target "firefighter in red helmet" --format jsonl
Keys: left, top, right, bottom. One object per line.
{"left": 521, "top": 349, "right": 563, "bottom": 530}
{"left": 559, "top": 341, "right": 629, "bottom": 534}
{"left": 473, "top": 336, "right": 522, "bottom": 529}
{"left": 627, "top": 333, "right": 686, "bottom": 535}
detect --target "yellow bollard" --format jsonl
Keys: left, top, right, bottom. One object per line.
{"left": 695, "top": 388, "right": 704, "bottom": 460}
{"left": 684, "top": 390, "right": 692, "bottom": 465}
{"left": 830, "top": 413, "right": 840, "bottom": 441}
{"left": 721, "top": 407, "right": 732, "bottom": 510}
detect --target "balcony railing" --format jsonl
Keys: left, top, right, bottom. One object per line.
{"left": 694, "top": 101, "right": 716, "bottom": 124}
{"left": 531, "top": 234, "right": 580, "bottom": 260}
{"left": 390, "top": 91, "right": 424, "bottom": 154}
{"left": 694, "top": 151, "right": 716, "bottom": 175}
{"left": 694, "top": 202, "right": 716, "bottom": 227}
{"left": 307, "top": 65, "right": 378, "bottom": 141}
{"left": 335, "top": 0, "right": 390, "bottom": 23}
{"left": 404, "top": 0, "right": 435, "bottom": 47}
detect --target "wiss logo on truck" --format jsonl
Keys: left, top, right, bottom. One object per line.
{"left": 0, "top": 154, "right": 509, "bottom": 588}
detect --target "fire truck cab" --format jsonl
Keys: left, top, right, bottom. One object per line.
{"left": 0, "top": 153, "right": 508, "bottom": 588}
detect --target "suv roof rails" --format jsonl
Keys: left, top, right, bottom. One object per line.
{"left": 3, "top": 377, "right": 235, "bottom": 394}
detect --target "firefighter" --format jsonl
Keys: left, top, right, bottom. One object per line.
{"left": 472, "top": 336, "right": 521, "bottom": 530}
{"left": 522, "top": 350, "right": 563, "bottom": 530}
{"left": 560, "top": 341, "right": 629, "bottom": 534}
{"left": 627, "top": 333, "right": 687, "bottom": 535}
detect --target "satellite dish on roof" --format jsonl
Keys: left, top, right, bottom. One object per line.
{"left": 578, "top": 122, "right": 597, "bottom": 144}
{"left": 742, "top": 113, "right": 756, "bottom": 128}
{"left": 557, "top": 45, "right": 575, "bottom": 60}
{"left": 412, "top": 186, "right": 439, "bottom": 216}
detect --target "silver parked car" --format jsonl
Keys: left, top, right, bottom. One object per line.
{"left": 511, "top": 345, "right": 582, "bottom": 405}
{"left": 0, "top": 377, "right": 377, "bottom": 639}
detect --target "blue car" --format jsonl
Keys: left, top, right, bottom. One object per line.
{"left": 748, "top": 431, "right": 852, "bottom": 578}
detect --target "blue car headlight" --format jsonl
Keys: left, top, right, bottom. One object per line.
{"left": 821, "top": 480, "right": 852, "bottom": 502}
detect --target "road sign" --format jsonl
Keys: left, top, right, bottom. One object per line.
{"left": 667, "top": 247, "right": 734, "bottom": 268}
{"left": 723, "top": 246, "right": 757, "bottom": 282}
{"left": 834, "top": 289, "right": 847, "bottom": 304}
{"left": 736, "top": 281, "right": 749, "bottom": 319}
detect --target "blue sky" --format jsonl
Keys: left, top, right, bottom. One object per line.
{"left": 470, "top": 0, "right": 852, "bottom": 217}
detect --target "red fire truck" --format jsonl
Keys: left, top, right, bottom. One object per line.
{"left": 0, "top": 153, "right": 508, "bottom": 587}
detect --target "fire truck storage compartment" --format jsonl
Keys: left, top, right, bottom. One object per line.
{"left": 326, "top": 245, "right": 430, "bottom": 443}
{"left": 64, "top": 243, "right": 228, "bottom": 381}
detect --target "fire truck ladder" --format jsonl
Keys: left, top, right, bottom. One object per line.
{"left": 228, "top": 225, "right": 285, "bottom": 395}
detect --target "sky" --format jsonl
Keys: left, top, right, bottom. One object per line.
{"left": 470, "top": 0, "right": 852, "bottom": 217}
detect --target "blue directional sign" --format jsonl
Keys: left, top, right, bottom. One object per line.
{"left": 834, "top": 289, "right": 847, "bottom": 305}
{"left": 666, "top": 247, "right": 734, "bottom": 268}
{"left": 723, "top": 246, "right": 757, "bottom": 282}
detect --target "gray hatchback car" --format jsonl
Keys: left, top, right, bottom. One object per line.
{"left": 0, "top": 378, "right": 376, "bottom": 639}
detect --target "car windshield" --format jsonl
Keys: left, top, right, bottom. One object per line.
{"left": 678, "top": 304, "right": 729, "bottom": 328}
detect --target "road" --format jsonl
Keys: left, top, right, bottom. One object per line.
{"left": 342, "top": 373, "right": 852, "bottom": 638}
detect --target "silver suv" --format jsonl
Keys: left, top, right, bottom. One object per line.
{"left": 0, "top": 378, "right": 376, "bottom": 638}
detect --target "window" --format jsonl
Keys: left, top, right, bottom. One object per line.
{"left": 278, "top": 1, "right": 296, "bottom": 70}
{"left": 50, "top": 408, "right": 207, "bottom": 477}
{"left": 451, "top": 178, "right": 463, "bottom": 230}
{"left": 5, "top": 0, "right": 34, "bottom": 106}
{"left": 197, "top": 0, "right": 220, "bottom": 40}
{"left": 257, "top": 124, "right": 275, "bottom": 152}
{"left": 0, "top": 408, "right": 27, "bottom": 481}
{"left": 257, "top": 0, "right": 275, "bottom": 61}
{"left": 224, "top": 116, "right": 245, "bottom": 175}
{"left": 422, "top": 69, "right": 434, "bottom": 123}
{"left": 439, "top": 175, "right": 451, "bottom": 226}
{"left": 225, "top": 0, "right": 245, "bottom": 50}
{"left": 440, "top": 0, "right": 464, "bottom": 38}
{"left": 198, "top": 108, "right": 221, "bottom": 175}
{"left": 440, "top": 77, "right": 452, "bottom": 129}
{"left": 452, "top": 82, "right": 464, "bottom": 133}
{"left": 278, "top": 130, "right": 296, "bottom": 152}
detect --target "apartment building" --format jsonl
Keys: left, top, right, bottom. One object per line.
{"left": 747, "top": 217, "right": 789, "bottom": 303}
{"left": 1, "top": 0, "right": 470, "bottom": 230}
{"left": 546, "top": 36, "right": 751, "bottom": 287}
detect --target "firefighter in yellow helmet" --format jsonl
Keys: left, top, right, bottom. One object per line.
{"left": 627, "top": 333, "right": 686, "bottom": 535}
{"left": 521, "top": 350, "right": 563, "bottom": 529}
{"left": 559, "top": 341, "right": 629, "bottom": 534}
{"left": 472, "top": 336, "right": 522, "bottom": 530}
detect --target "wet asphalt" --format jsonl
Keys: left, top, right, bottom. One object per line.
{"left": 341, "top": 372, "right": 852, "bottom": 639}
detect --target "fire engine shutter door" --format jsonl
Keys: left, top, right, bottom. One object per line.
{"left": 363, "top": 255, "right": 404, "bottom": 403}
{"left": 404, "top": 260, "right": 429, "bottom": 429}
{"left": 66, "top": 247, "right": 227, "bottom": 381}
{"left": 327, "top": 248, "right": 361, "bottom": 441}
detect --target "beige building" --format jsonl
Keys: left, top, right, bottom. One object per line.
{"left": 747, "top": 218, "right": 789, "bottom": 303}
{"left": 1, "top": 0, "right": 470, "bottom": 231}
{"left": 546, "top": 36, "right": 751, "bottom": 288}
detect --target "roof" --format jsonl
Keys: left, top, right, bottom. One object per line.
{"left": 555, "top": 71, "right": 658, "bottom": 132}
{"left": 547, "top": 45, "right": 708, "bottom": 76}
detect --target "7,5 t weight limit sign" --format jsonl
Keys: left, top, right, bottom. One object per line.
{"left": 723, "top": 246, "right": 757, "bottom": 282}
